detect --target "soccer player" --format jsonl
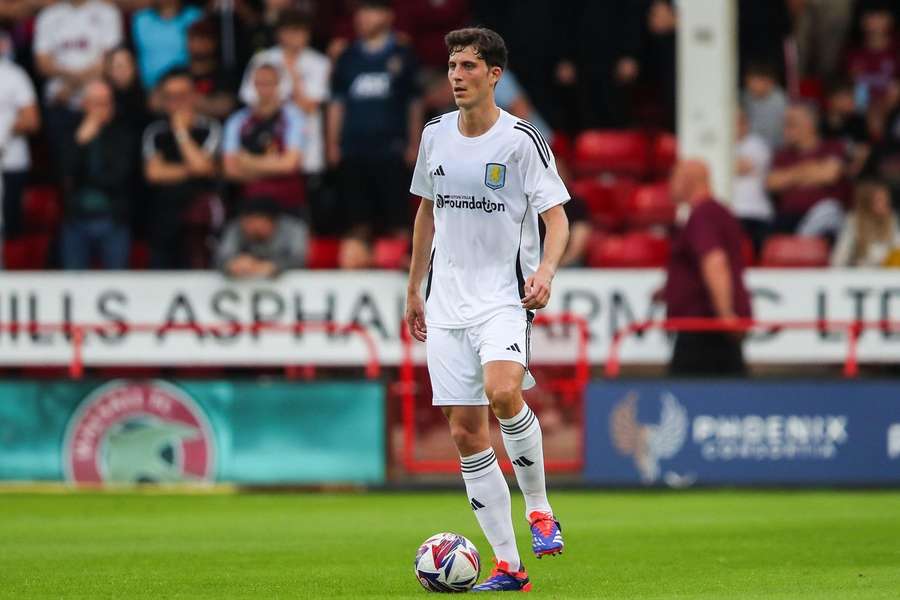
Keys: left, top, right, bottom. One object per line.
{"left": 406, "top": 27, "right": 569, "bottom": 593}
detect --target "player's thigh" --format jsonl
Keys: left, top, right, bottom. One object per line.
{"left": 426, "top": 326, "right": 487, "bottom": 406}
{"left": 473, "top": 310, "right": 532, "bottom": 394}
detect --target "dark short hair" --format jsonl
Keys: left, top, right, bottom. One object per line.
{"left": 188, "top": 18, "right": 217, "bottom": 39}
{"left": 445, "top": 27, "right": 508, "bottom": 70}
{"left": 825, "top": 77, "right": 854, "bottom": 97}
{"left": 241, "top": 197, "right": 281, "bottom": 219}
{"left": 157, "top": 67, "right": 192, "bottom": 89}
{"left": 745, "top": 61, "right": 778, "bottom": 81}
{"left": 276, "top": 9, "right": 312, "bottom": 32}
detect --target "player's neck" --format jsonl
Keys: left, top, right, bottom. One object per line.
{"left": 457, "top": 103, "right": 500, "bottom": 138}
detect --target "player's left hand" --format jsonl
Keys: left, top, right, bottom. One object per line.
{"left": 522, "top": 271, "right": 552, "bottom": 310}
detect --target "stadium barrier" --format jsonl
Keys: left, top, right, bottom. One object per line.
{"left": 399, "top": 313, "right": 590, "bottom": 475}
{"left": 0, "top": 321, "right": 381, "bottom": 380}
{"left": 604, "top": 317, "right": 900, "bottom": 378}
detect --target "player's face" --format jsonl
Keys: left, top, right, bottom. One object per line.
{"left": 448, "top": 46, "right": 500, "bottom": 110}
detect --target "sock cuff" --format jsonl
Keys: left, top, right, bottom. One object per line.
{"left": 460, "top": 448, "right": 498, "bottom": 479}
{"left": 499, "top": 405, "right": 538, "bottom": 438}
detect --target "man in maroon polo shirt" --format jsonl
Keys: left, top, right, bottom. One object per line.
{"left": 664, "top": 160, "right": 752, "bottom": 376}
{"left": 767, "top": 102, "right": 848, "bottom": 237}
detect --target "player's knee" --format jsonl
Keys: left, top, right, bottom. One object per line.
{"left": 485, "top": 382, "right": 520, "bottom": 414}
{"left": 448, "top": 421, "right": 488, "bottom": 455}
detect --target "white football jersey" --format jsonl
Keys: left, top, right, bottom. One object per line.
{"left": 410, "top": 108, "right": 569, "bottom": 328}
{"left": 33, "top": 0, "right": 122, "bottom": 106}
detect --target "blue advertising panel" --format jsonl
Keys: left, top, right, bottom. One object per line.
{"left": 585, "top": 381, "right": 900, "bottom": 486}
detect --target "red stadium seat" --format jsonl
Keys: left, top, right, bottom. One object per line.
{"left": 306, "top": 237, "right": 341, "bottom": 269}
{"left": 587, "top": 231, "right": 670, "bottom": 268}
{"left": 741, "top": 236, "right": 756, "bottom": 267}
{"left": 650, "top": 133, "right": 677, "bottom": 178}
{"left": 4, "top": 234, "right": 51, "bottom": 270}
{"left": 550, "top": 131, "right": 572, "bottom": 165}
{"left": 22, "top": 185, "right": 61, "bottom": 232}
{"left": 760, "top": 235, "right": 830, "bottom": 268}
{"left": 626, "top": 183, "right": 675, "bottom": 228}
{"left": 570, "top": 177, "right": 635, "bottom": 230}
{"left": 573, "top": 130, "right": 650, "bottom": 178}
{"left": 372, "top": 236, "right": 410, "bottom": 270}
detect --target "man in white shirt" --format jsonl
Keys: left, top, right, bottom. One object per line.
{"left": 0, "top": 45, "right": 41, "bottom": 243}
{"left": 239, "top": 9, "right": 329, "bottom": 176}
{"left": 32, "top": 0, "right": 122, "bottom": 166}
{"left": 406, "top": 27, "right": 569, "bottom": 593}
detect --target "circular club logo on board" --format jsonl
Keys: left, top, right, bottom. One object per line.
{"left": 63, "top": 380, "right": 215, "bottom": 484}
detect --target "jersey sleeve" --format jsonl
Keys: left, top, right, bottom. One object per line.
{"left": 284, "top": 107, "right": 306, "bottom": 151}
{"left": 32, "top": 8, "right": 55, "bottom": 55}
{"left": 409, "top": 129, "right": 433, "bottom": 200}
{"left": 222, "top": 112, "right": 241, "bottom": 155}
{"left": 518, "top": 124, "right": 569, "bottom": 213}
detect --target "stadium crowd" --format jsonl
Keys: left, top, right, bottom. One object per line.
{"left": 1, "top": 0, "right": 900, "bottom": 274}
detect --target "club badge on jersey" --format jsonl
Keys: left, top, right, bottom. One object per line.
{"left": 484, "top": 163, "right": 507, "bottom": 190}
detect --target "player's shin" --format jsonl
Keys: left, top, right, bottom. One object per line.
{"left": 499, "top": 404, "right": 552, "bottom": 518}
{"left": 459, "top": 448, "right": 521, "bottom": 570}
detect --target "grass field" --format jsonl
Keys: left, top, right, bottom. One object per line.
{"left": 1, "top": 489, "right": 899, "bottom": 599}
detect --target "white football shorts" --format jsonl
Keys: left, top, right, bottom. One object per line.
{"left": 426, "top": 309, "right": 536, "bottom": 406}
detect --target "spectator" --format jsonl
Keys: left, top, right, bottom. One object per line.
{"left": 393, "top": 0, "right": 470, "bottom": 70}
{"left": 216, "top": 196, "right": 308, "bottom": 278}
{"left": 245, "top": 0, "right": 292, "bottom": 55}
{"left": 187, "top": 19, "right": 236, "bottom": 121}
{"left": 0, "top": 39, "right": 40, "bottom": 242}
{"left": 224, "top": 63, "right": 305, "bottom": 214}
{"left": 863, "top": 87, "right": 900, "bottom": 202}
{"left": 792, "top": 0, "right": 855, "bottom": 82}
{"left": 845, "top": 3, "right": 898, "bottom": 112}
{"left": 733, "top": 108, "right": 773, "bottom": 255}
{"left": 132, "top": 0, "right": 202, "bottom": 89}
{"left": 142, "top": 68, "right": 222, "bottom": 269}
{"left": 33, "top": 0, "right": 122, "bottom": 158}
{"left": 60, "top": 79, "right": 135, "bottom": 269}
{"left": 327, "top": 0, "right": 422, "bottom": 241}
{"left": 664, "top": 160, "right": 751, "bottom": 376}
{"left": 105, "top": 46, "right": 149, "bottom": 132}
{"left": 240, "top": 9, "right": 329, "bottom": 177}
{"left": 831, "top": 180, "right": 900, "bottom": 267}
{"left": 821, "top": 79, "right": 871, "bottom": 177}
{"left": 742, "top": 62, "right": 787, "bottom": 150}
{"left": 767, "top": 103, "right": 848, "bottom": 238}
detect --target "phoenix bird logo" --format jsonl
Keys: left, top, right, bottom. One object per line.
{"left": 610, "top": 391, "right": 688, "bottom": 483}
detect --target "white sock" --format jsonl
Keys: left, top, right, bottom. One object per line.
{"left": 499, "top": 404, "right": 552, "bottom": 519}
{"left": 460, "top": 448, "right": 520, "bottom": 570}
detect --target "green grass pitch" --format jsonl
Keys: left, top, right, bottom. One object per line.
{"left": 1, "top": 489, "right": 899, "bottom": 598}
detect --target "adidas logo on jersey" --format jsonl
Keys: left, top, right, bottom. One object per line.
{"left": 512, "top": 456, "right": 534, "bottom": 467}
{"left": 505, "top": 343, "right": 521, "bottom": 353}
{"left": 432, "top": 165, "right": 446, "bottom": 176}
{"left": 470, "top": 497, "right": 485, "bottom": 510}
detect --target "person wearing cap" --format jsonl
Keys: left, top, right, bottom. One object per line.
{"left": 215, "top": 196, "right": 308, "bottom": 278}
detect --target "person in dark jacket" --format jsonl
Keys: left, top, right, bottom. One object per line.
{"left": 60, "top": 78, "right": 136, "bottom": 270}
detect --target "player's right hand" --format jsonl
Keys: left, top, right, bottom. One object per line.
{"left": 405, "top": 293, "right": 427, "bottom": 342}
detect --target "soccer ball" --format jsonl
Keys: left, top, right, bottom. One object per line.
{"left": 414, "top": 532, "right": 481, "bottom": 593}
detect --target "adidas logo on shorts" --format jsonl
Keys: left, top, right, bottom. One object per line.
{"left": 505, "top": 343, "right": 521, "bottom": 353}
{"left": 432, "top": 165, "right": 446, "bottom": 176}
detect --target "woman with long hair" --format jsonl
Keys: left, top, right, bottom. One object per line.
{"left": 831, "top": 180, "right": 900, "bottom": 266}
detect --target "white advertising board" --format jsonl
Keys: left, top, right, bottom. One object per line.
{"left": 0, "top": 270, "right": 897, "bottom": 366}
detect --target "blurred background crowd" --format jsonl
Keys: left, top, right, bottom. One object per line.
{"left": 2, "top": 0, "right": 900, "bottom": 275}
